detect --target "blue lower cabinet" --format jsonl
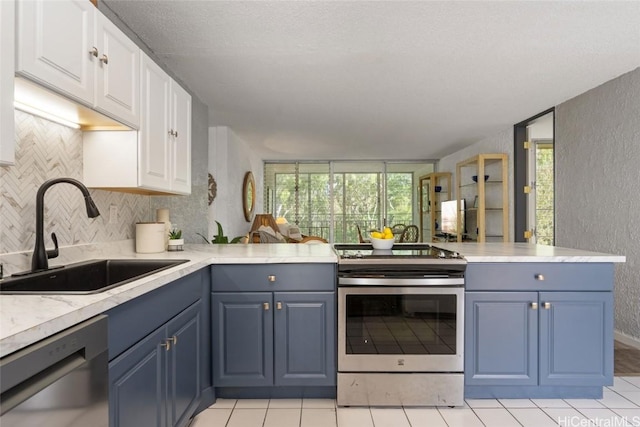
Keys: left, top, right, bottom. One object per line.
{"left": 109, "top": 302, "right": 201, "bottom": 427}
{"left": 465, "top": 292, "right": 538, "bottom": 386}
{"left": 539, "top": 291, "right": 613, "bottom": 386}
{"left": 212, "top": 292, "right": 274, "bottom": 386}
{"left": 212, "top": 291, "right": 336, "bottom": 388}
{"left": 109, "top": 328, "right": 166, "bottom": 427}
{"left": 465, "top": 291, "right": 613, "bottom": 396}
{"left": 274, "top": 292, "right": 335, "bottom": 386}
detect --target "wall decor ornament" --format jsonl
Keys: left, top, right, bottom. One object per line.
{"left": 208, "top": 173, "right": 217, "bottom": 205}
{"left": 243, "top": 171, "right": 256, "bottom": 222}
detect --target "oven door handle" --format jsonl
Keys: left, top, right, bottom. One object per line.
{"left": 338, "top": 277, "right": 464, "bottom": 287}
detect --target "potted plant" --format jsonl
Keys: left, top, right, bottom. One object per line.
{"left": 167, "top": 229, "right": 184, "bottom": 251}
{"left": 197, "top": 221, "right": 244, "bottom": 244}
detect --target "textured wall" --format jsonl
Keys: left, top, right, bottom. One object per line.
{"left": 0, "top": 111, "right": 150, "bottom": 255}
{"left": 437, "top": 128, "right": 515, "bottom": 241}
{"left": 556, "top": 67, "right": 640, "bottom": 342}
{"left": 208, "top": 126, "right": 264, "bottom": 240}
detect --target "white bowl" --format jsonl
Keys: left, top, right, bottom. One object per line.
{"left": 370, "top": 236, "right": 394, "bottom": 250}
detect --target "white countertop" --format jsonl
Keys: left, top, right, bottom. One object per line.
{"left": 434, "top": 242, "right": 626, "bottom": 263}
{"left": 0, "top": 240, "right": 624, "bottom": 357}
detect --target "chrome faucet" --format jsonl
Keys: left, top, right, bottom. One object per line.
{"left": 31, "top": 178, "right": 100, "bottom": 273}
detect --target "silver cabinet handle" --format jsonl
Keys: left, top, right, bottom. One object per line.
{"left": 174, "top": 131, "right": 178, "bottom": 138}
{"left": 160, "top": 340, "right": 171, "bottom": 351}
{"left": 535, "top": 274, "right": 545, "bottom": 281}
{"left": 89, "top": 47, "right": 98, "bottom": 57}
{"left": 263, "top": 302, "right": 270, "bottom": 311}
{"left": 543, "top": 302, "right": 551, "bottom": 309}
{"left": 100, "top": 54, "right": 109, "bottom": 65}
{"left": 268, "top": 275, "right": 276, "bottom": 282}
{"left": 276, "top": 302, "right": 282, "bottom": 310}
{"left": 168, "top": 335, "right": 177, "bottom": 346}
{"left": 531, "top": 302, "right": 538, "bottom": 310}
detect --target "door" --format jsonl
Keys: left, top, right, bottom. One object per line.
{"left": 139, "top": 53, "right": 171, "bottom": 191}
{"left": 109, "top": 327, "right": 166, "bottom": 427}
{"left": 166, "top": 303, "right": 201, "bottom": 427}
{"left": 465, "top": 292, "right": 538, "bottom": 386}
{"left": 211, "top": 292, "right": 274, "bottom": 386}
{"left": 95, "top": 14, "right": 140, "bottom": 128}
{"left": 16, "top": 0, "right": 95, "bottom": 104}
{"left": 539, "top": 291, "right": 613, "bottom": 386}
{"left": 170, "top": 82, "right": 191, "bottom": 194}
{"left": 274, "top": 292, "right": 336, "bottom": 386}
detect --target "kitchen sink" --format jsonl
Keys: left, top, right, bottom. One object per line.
{"left": 0, "top": 259, "right": 189, "bottom": 294}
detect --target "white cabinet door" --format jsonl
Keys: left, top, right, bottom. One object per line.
{"left": 170, "top": 82, "right": 191, "bottom": 195}
{"left": 95, "top": 14, "right": 140, "bottom": 128}
{"left": 139, "top": 53, "right": 171, "bottom": 191}
{"left": 0, "top": 0, "right": 15, "bottom": 165}
{"left": 16, "top": 0, "right": 95, "bottom": 105}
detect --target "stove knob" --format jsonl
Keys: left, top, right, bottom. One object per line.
{"left": 356, "top": 251, "right": 363, "bottom": 258}
{"left": 439, "top": 251, "right": 446, "bottom": 258}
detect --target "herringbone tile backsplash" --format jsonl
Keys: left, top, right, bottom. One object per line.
{"left": 0, "top": 111, "right": 151, "bottom": 254}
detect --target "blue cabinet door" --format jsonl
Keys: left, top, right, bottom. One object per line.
{"left": 273, "top": 292, "right": 336, "bottom": 386}
{"left": 539, "top": 291, "right": 613, "bottom": 386}
{"left": 465, "top": 292, "right": 538, "bottom": 386}
{"left": 109, "top": 327, "right": 166, "bottom": 427}
{"left": 212, "top": 292, "right": 274, "bottom": 386}
{"left": 167, "top": 302, "right": 201, "bottom": 427}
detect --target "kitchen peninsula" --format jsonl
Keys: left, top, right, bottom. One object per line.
{"left": 0, "top": 241, "right": 625, "bottom": 412}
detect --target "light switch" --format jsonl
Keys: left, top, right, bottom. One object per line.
{"left": 109, "top": 205, "right": 118, "bottom": 224}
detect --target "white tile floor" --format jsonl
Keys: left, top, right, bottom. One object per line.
{"left": 192, "top": 376, "right": 640, "bottom": 427}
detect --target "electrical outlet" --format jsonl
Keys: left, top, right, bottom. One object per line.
{"left": 109, "top": 205, "right": 118, "bottom": 224}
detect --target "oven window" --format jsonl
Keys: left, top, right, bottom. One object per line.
{"left": 345, "top": 294, "right": 457, "bottom": 355}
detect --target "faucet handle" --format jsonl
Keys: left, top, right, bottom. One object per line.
{"left": 47, "top": 232, "right": 59, "bottom": 259}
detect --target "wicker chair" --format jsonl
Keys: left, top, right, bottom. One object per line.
{"left": 399, "top": 225, "right": 419, "bottom": 243}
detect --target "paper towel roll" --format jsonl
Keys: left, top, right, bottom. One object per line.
{"left": 135, "top": 222, "right": 166, "bottom": 253}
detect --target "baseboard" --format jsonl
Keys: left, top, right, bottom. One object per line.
{"left": 614, "top": 330, "right": 640, "bottom": 350}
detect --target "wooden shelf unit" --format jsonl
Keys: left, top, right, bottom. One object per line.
{"left": 418, "top": 172, "right": 452, "bottom": 242}
{"left": 456, "top": 153, "right": 508, "bottom": 242}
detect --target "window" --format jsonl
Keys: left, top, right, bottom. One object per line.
{"left": 264, "top": 162, "right": 434, "bottom": 243}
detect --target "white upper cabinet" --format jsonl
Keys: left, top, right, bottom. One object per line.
{"left": 94, "top": 13, "right": 140, "bottom": 127}
{"left": 139, "top": 52, "right": 191, "bottom": 195}
{"left": 169, "top": 81, "right": 192, "bottom": 195}
{"left": 0, "top": 0, "right": 15, "bottom": 165}
{"left": 16, "top": 0, "right": 140, "bottom": 128}
{"left": 83, "top": 53, "right": 191, "bottom": 195}
{"left": 139, "top": 53, "right": 172, "bottom": 191}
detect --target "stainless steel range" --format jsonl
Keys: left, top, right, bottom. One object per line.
{"left": 334, "top": 243, "right": 466, "bottom": 407}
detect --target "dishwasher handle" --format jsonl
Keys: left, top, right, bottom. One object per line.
{"left": 0, "top": 315, "right": 108, "bottom": 415}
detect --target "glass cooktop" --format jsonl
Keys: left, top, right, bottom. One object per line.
{"left": 333, "top": 243, "right": 463, "bottom": 260}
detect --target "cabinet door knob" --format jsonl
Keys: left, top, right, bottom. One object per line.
{"left": 89, "top": 46, "right": 98, "bottom": 57}
{"left": 543, "top": 302, "right": 551, "bottom": 309}
{"left": 268, "top": 275, "right": 276, "bottom": 282}
{"left": 160, "top": 340, "right": 171, "bottom": 351}
{"left": 531, "top": 302, "right": 538, "bottom": 310}
{"left": 168, "top": 335, "right": 177, "bottom": 346}
{"left": 263, "top": 302, "right": 270, "bottom": 311}
{"left": 276, "top": 302, "right": 282, "bottom": 310}
{"left": 100, "top": 54, "right": 109, "bottom": 65}
{"left": 535, "top": 274, "right": 545, "bottom": 281}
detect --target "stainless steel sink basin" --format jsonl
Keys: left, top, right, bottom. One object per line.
{"left": 0, "top": 259, "right": 189, "bottom": 294}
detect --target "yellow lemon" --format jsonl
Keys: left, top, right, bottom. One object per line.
{"left": 371, "top": 231, "right": 383, "bottom": 239}
{"left": 384, "top": 227, "right": 392, "bottom": 234}
{"left": 383, "top": 232, "right": 393, "bottom": 239}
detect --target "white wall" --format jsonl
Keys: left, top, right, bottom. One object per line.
{"left": 208, "top": 126, "right": 264, "bottom": 240}
{"left": 437, "top": 128, "right": 515, "bottom": 241}
{"left": 556, "top": 67, "right": 640, "bottom": 344}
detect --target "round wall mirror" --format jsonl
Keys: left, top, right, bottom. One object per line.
{"left": 242, "top": 171, "right": 256, "bottom": 222}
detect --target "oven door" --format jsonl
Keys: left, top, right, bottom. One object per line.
{"left": 338, "top": 286, "right": 464, "bottom": 373}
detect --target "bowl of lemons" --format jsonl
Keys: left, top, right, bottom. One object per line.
{"left": 370, "top": 227, "right": 395, "bottom": 250}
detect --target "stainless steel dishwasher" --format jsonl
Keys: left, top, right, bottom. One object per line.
{"left": 1, "top": 315, "right": 109, "bottom": 426}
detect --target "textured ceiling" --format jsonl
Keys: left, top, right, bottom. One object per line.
{"left": 102, "top": 1, "right": 640, "bottom": 161}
